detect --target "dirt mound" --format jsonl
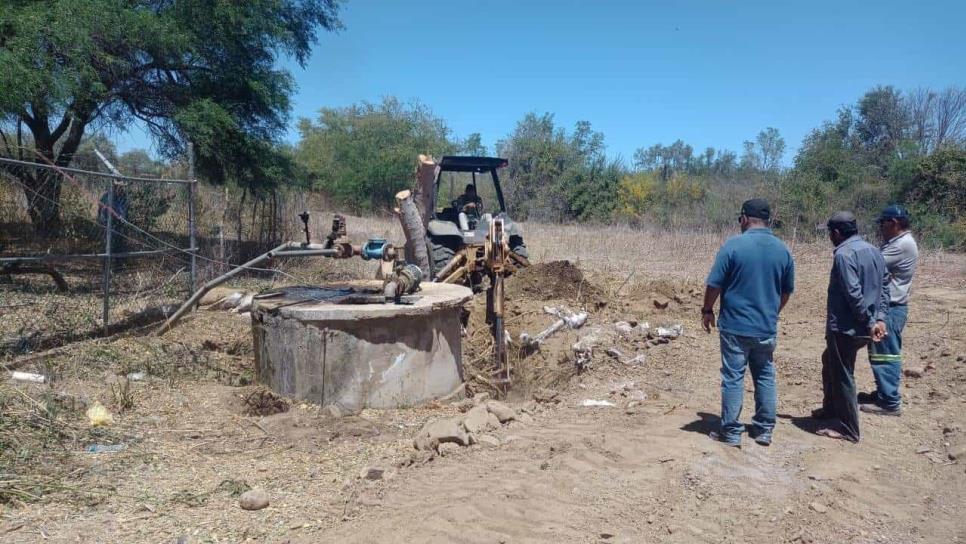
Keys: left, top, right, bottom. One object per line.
{"left": 244, "top": 388, "right": 290, "bottom": 416}
{"left": 507, "top": 260, "right": 603, "bottom": 303}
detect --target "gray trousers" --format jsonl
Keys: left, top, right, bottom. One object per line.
{"left": 821, "top": 332, "right": 870, "bottom": 442}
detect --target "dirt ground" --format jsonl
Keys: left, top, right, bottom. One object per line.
{"left": 1, "top": 234, "right": 965, "bottom": 543}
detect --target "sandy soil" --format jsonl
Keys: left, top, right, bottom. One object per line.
{"left": 1, "top": 241, "right": 964, "bottom": 543}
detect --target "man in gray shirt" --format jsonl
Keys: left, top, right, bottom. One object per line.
{"left": 813, "top": 212, "right": 889, "bottom": 442}
{"left": 860, "top": 205, "right": 919, "bottom": 416}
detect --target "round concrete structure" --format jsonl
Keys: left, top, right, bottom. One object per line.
{"left": 251, "top": 281, "right": 473, "bottom": 412}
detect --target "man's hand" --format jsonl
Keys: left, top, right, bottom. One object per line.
{"left": 702, "top": 310, "right": 716, "bottom": 333}
{"left": 872, "top": 320, "right": 888, "bottom": 342}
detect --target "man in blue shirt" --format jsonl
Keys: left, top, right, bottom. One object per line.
{"left": 813, "top": 211, "right": 889, "bottom": 442}
{"left": 702, "top": 198, "right": 795, "bottom": 447}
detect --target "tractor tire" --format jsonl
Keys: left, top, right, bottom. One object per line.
{"left": 429, "top": 240, "right": 457, "bottom": 280}
{"left": 509, "top": 235, "right": 528, "bottom": 259}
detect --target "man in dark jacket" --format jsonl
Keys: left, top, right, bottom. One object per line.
{"left": 814, "top": 211, "right": 889, "bottom": 442}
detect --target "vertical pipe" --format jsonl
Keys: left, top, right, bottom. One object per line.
{"left": 102, "top": 181, "right": 114, "bottom": 335}
{"left": 187, "top": 141, "right": 197, "bottom": 293}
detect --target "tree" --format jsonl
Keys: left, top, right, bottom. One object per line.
{"left": 906, "top": 86, "right": 966, "bottom": 154}
{"left": 756, "top": 127, "right": 786, "bottom": 172}
{"left": 855, "top": 86, "right": 908, "bottom": 170}
{"left": 0, "top": 0, "right": 341, "bottom": 235}
{"left": 295, "top": 97, "right": 456, "bottom": 210}
{"left": 458, "top": 133, "right": 488, "bottom": 156}
{"left": 497, "top": 113, "right": 620, "bottom": 221}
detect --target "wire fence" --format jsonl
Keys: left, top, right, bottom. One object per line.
{"left": 0, "top": 153, "right": 200, "bottom": 358}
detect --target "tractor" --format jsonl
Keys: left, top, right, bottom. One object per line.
{"left": 423, "top": 156, "right": 530, "bottom": 384}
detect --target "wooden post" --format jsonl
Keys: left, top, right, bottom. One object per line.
{"left": 395, "top": 189, "right": 431, "bottom": 274}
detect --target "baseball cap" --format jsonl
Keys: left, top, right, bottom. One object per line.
{"left": 878, "top": 204, "right": 909, "bottom": 222}
{"left": 740, "top": 198, "right": 771, "bottom": 220}
{"left": 827, "top": 211, "right": 857, "bottom": 232}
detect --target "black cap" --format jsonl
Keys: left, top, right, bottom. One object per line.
{"left": 740, "top": 198, "right": 770, "bottom": 220}
{"left": 878, "top": 204, "right": 909, "bottom": 222}
{"left": 827, "top": 211, "right": 857, "bottom": 233}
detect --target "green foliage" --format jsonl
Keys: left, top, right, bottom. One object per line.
{"left": 902, "top": 147, "right": 966, "bottom": 248}
{"left": 496, "top": 114, "right": 623, "bottom": 222}
{"left": 0, "top": 0, "right": 341, "bottom": 232}
{"left": 295, "top": 97, "right": 456, "bottom": 210}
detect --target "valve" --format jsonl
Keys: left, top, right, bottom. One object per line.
{"left": 361, "top": 238, "right": 391, "bottom": 261}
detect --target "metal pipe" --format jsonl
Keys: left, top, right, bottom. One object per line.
{"left": 156, "top": 241, "right": 297, "bottom": 335}
{"left": 271, "top": 249, "right": 339, "bottom": 258}
{"left": 102, "top": 182, "right": 114, "bottom": 335}
{"left": 187, "top": 142, "right": 197, "bottom": 293}
{"left": 0, "top": 156, "right": 193, "bottom": 184}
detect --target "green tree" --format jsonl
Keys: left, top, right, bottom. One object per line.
{"left": 295, "top": 97, "right": 455, "bottom": 210}
{"left": 0, "top": 0, "right": 341, "bottom": 235}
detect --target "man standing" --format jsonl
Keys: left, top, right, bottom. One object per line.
{"left": 814, "top": 212, "right": 889, "bottom": 442}
{"left": 702, "top": 198, "right": 795, "bottom": 447}
{"left": 860, "top": 205, "right": 918, "bottom": 416}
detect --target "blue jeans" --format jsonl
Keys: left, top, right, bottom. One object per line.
{"left": 869, "top": 304, "right": 907, "bottom": 410}
{"left": 719, "top": 331, "right": 777, "bottom": 444}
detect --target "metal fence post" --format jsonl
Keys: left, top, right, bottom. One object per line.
{"left": 102, "top": 181, "right": 114, "bottom": 334}
{"left": 188, "top": 141, "right": 197, "bottom": 293}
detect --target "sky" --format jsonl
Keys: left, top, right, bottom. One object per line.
{"left": 116, "top": 0, "right": 966, "bottom": 165}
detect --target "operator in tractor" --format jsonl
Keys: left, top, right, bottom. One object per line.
{"left": 455, "top": 183, "right": 484, "bottom": 231}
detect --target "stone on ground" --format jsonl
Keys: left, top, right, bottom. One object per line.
{"left": 486, "top": 400, "right": 517, "bottom": 423}
{"left": 462, "top": 404, "right": 497, "bottom": 434}
{"left": 413, "top": 417, "right": 469, "bottom": 451}
{"left": 239, "top": 489, "right": 270, "bottom": 511}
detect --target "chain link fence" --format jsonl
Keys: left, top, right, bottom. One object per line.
{"left": 0, "top": 155, "right": 197, "bottom": 358}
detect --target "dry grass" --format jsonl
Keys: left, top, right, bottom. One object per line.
{"left": 1, "top": 212, "right": 964, "bottom": 512}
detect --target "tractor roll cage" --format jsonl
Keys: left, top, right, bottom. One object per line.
{"left": 433, "top": 156, "right": 508, "bottom": 214}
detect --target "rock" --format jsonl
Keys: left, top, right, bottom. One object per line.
{"left": 462, "top": 404, "right": 497, "bottom": 434}
{"left": 452, "top": 398, "right": 475, "bottom": 413}
{"left": 413, "top": 417, "right": 469, "bottom": 451}
{"left": 486, "top": 400, "right": 517, "bottom": 423}
{"left": 947, "top": 442, "right": 966, "bottom": 461}
{"left": 941, "top": 350, "right": 951, "bottom": 357}
{"left": 359, "top": 466, "right": 394, "bottom": 481}
{"left": 472, "top": 392, "right": 491, "bottom": 406}
{"left": 239, "top": 489, "right": 270, "bottom": 511}
{"left": 520, "top": 400, "right": 539, "bottom": 414}
{"left": 438, "top": 442, "right": 462, "bottom": 456}
{"left": 614, "top": 321, "right": 635, "bottom": 336}
{"left": 605, "top": 348, "right": 624, "bottom": 360}
{"left": 957, "top": 355, "right": 964, "bottom": 362}
{"left": 915, "top": 445, "right": 931, "bottom": 454}
{"left": 809, "top": 501, "right": 828, "bottom": 514}
{"left": 653, "top": 298, "right": 670, "bottom": 309}
{"left": 477, "top": 434, "right": 501, "bottom": 448}
{"left": 518, "top": 412, "right": 534, "bottom": 425}
{"left": 904, "top": 366, "right": 926, "bottom": 378}
{"left": 627, "top": 390, "right": 647, "bottom": 402}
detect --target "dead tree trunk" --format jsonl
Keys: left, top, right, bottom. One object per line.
{"left": 395, "top": 189, "right": 431, "bottom": 274}
{"left": 414, "top": 154, "right": 437, "bottom": 227}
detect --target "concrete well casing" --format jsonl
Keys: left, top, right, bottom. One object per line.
{"left": 251, "top": 281, "right": 472, "bottom": 412}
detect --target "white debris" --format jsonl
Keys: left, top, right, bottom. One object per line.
{"left": 580, "top": 399, "right": 616, "bottom": 407}
{"left": 10, "top": 371, "right": 45, "bottom": 383}
{"left": 656, "top": 324, "right": 684, "bottom": 339}
{"left": 520, "top": 309, "right": 589, "bottom": 349}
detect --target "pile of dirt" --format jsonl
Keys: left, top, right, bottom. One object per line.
{"left": 506, "top": 260, "right": 604, "bottom": 304}
{"left": 244, "top": 388, "right": 290, "bottom": 416}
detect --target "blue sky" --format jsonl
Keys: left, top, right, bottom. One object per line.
{"left": 117, "top": 0, "right": 966, "bottom": 165}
